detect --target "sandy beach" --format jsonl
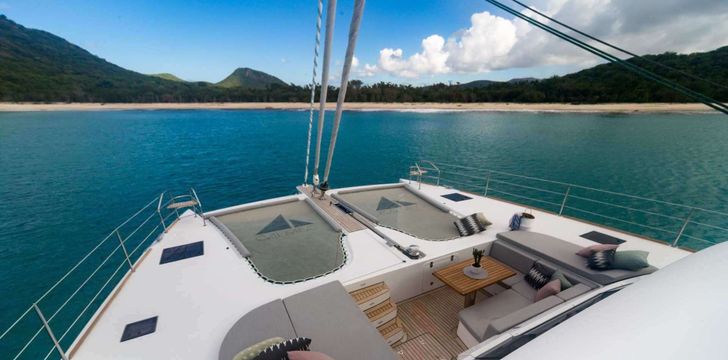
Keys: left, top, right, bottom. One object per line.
{"left": 0, "top": 102, "right": 714, "bottom": 113}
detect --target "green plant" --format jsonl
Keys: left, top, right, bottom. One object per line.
{"left": 472, "top": 248, "right": 485, "bottom": 268}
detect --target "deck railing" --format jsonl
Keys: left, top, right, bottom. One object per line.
{"left": 410, "top": 161, "right": 728, "bottom": 251}
{"left": 0, "top": 192, "right": 189, "bottom": 360}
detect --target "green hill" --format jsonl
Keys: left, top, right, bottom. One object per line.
{"left": 216, "top": 67, "right": 287, "bottom": 89}
{"left": 152, "top": 73, "right": 185, "bottom": 82}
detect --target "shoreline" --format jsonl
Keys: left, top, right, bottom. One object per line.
{"left": 0, "top": 102, "right": 715, "bottom": 113}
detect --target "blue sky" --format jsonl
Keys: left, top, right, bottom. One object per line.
{"left": 1, "top": 0, "right": 725, "bottom": 85}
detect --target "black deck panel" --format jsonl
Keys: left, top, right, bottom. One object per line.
{"left": 441, "top": 193, "right": 473, "bottom": 202}
{"left": 160, "top": 241, "right": 204, "bottom": 264}
{"left": 121, "top": 316, "right": 158, "bottom": 342}
{"left": 580, "top": 231, "right": 626, "bottom": 245}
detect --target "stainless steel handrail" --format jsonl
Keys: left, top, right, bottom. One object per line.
{"left": 409, "top": 161, "right": 728, "bottom": 250}
{"left": 1, "top": 192, "right": 186, "bottom": 360}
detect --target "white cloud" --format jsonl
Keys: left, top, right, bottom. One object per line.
{"left": 366, "top": 0, "right": 728, "bottom": 79}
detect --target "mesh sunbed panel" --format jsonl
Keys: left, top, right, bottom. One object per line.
{"left": 339, "top": 187, "right": 461, "bottom": 241}
{"left": 216, "top": 200, "right": 344, "bottom": 282}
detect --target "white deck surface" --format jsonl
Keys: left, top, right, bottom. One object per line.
{"left": 71, "top": 182, "right": 690, "bottom": 359}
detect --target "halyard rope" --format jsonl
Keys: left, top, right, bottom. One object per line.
{"left": 303, "top": 0, "right": 324, "bottom": 184}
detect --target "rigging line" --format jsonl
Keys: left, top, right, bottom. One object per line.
{"left": 303, "top": 0, "right": 324, "bottom": 185}
{"left": 509, "top": 0, "right": 728, "bottom": 91}
{"left": 490, "top": 0, "right": 728, "bottom": 114}
{"left": 485, "top": 0, "right": 728, "bottom": 115}
{"left": 488, "top": 0, "right": 728, "bottom": 112}
{"left": 313, "top": 0, "right": 338, "bottom": 183}
{"left": 322, "top": 0, "right": 366, "bottom": 184}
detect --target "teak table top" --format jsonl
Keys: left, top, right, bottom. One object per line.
{"left": 433, "top": 256, "right": 517, "bottom": 296}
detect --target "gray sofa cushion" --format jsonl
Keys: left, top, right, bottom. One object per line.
{"left": 489, "top": 241, "right": 537, "bottom": 274}
{"left": 511, "top": 281, "right": 537, "bottom": 300}
{"left": 497, "top": 231, "right": 657, "bottom": 285}
{"left": 459, "top": 289, "right": 532, "bottom": 341}
{"left": 218, "top": 300, "right": 296, "bottom": 360}
{"left": 483, "top": 295, "right": 564, "bottom": 340}
{"left": 556, "top": 283, "right": 592, "bottom": 301}
{"left": 284, "top": 282, "right": 397, "bottom": 360}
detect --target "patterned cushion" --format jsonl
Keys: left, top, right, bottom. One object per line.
{"left": 454, "top": 213, "right": 487, "bottom": 236}
{"left": 524, "top": 262, "right": 554, "bottom": 289}
{"left": 550, "top": 270, "right": 573, "bottom": 290}
{"left": 233, "top": 337, "right": 285, "bottom": 360}
{"left": 576, "top": 244, "right": 619, "bottom": 257}
{"left": 612, "top": 250, "right": 650, "bottom": 270}
{"left": 534, "top": 279, "right": 561, "bottom": 302}
{"left": 587, "top": 250, "right": 616, "bottom": 270}
{"left": 287, "top": 351, "right": 334, "bottom": 360}
{"left": 255, "top": 337, "right": 311, "bottom": 360}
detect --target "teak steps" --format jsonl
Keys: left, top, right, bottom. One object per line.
{"left": 349, "top": 282, "right": 406, "bottom": 346}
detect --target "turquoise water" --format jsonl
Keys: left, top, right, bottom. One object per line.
{"left": 1, "top": 109, "right": 727, "bottom": 356}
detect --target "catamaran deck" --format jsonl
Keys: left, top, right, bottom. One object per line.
{"left": 69, "top": 181, "right": 690, "bottom": 360}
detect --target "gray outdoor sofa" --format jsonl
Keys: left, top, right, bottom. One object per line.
{"left": 219, "top": 281, "right": 397, "bottom": 360}
{"left": 459, "top": 231, "right": 657, "bottom": 343}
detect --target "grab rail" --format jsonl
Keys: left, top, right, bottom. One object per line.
{"left": 409, "top": 161, "right": 728, "bottom": 251}
{"left": 0, "top": 192, "right": 190, "bottom": 360}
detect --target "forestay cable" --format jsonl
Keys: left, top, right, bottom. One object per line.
{"left": 322, "top": 0, "right": 366, "bottom": 186}
{"left": 303, "top": 0, "right": 324, "bottom": 184}
{"left": 312, "top": 0, "right": 338, "bottom": 187}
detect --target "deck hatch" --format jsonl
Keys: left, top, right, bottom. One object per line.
{"left": 441, "top": 193, "right": 472, "bottom": 202}
{"left": 120, "top": 316, "right": 158, "bottom": 342}
{"left": 580, "top": 231, "right": 626, "bottom": 245}
{"left": 159, "top": 241, "right": 204, "bottom": 264}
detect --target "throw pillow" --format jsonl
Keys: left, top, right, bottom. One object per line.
{"left": 233, "top": 337, "right": 285, "bottom": 360}
{"left": 288, "top": 351, "right": 335, "bottom": 360}
{"left": 550, "top": 270, "right": 573, "bottom": 290}
{"left": 576, "top": 244, "right": 619, "bottom": 257}
{"left": 524, "top": 262, "right": 554, "bottom": 289}
{"left": 255, "top": 337, "right": 311, "bottom": 360}
{"left": 454, "top": 213, "right": 486, "bottom": 236}
{"left": 534, "top": 279, "right": 561, "bottom": 302}
{"left": 612, "top": 250, "right": 650, "bottom": 271}
{"left": 475, "top": 212, "right": 492, "bottom": 228}
{"left": 587, "top": 250, "right": 615, "bottom": 271}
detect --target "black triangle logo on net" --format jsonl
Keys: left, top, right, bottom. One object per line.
{"left": 377, "top": 197, "right": 400, "bottom": 211}
{"left": 258, "top": 215, "right": 313, "bottom": 234}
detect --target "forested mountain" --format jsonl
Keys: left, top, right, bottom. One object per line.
{"left": 216, "top": 68, "right": 286, "bottom": 89}
{"left": 0, "top": 15, "right": 303, "bottom": 102}
{"left": 0, "top": 14, "right": 726, "bottom": 103}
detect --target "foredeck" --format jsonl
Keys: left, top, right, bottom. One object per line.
{"left": 63, "top": 182, "right": 690, "bottom": 360}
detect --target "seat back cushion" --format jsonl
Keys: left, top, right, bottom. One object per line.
{"left": 498, "top": 231, "right": 657, "bottom": 285}
{"left": 489, "top": 241, "right": 537, "bottom": 274}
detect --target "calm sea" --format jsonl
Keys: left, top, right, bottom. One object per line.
{"left": 1, "top": 109, "right": 727, "bottom": 355}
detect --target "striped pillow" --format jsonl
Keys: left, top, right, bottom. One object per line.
{"left": 588, "top": 250, "right": 616, "bottom": 270}
{"left": 524, "top": 262, "right": 554, "bottom": 289}
{"left": 454, "top": 213, "right": 487, "bottom": 236}
{"left": 255, "top": 337, "right": 311, "bottom": 360}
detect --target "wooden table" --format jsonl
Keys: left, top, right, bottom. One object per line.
{"left": 433, "top": 256, "right": 517, "bottom": 307}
